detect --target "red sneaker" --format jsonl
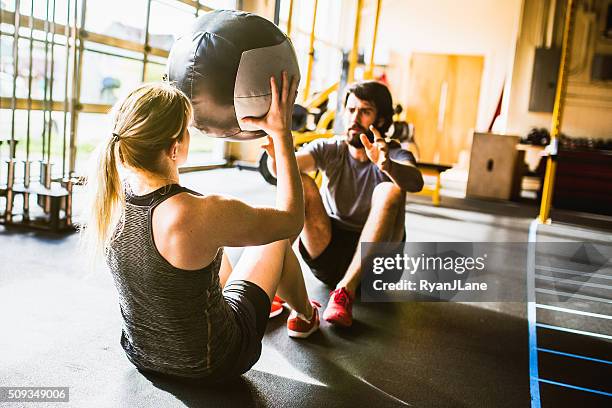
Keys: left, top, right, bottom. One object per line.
{"left": 287, "top": 301, "right": 321, "bottom": 338}
{"left": 269, "top": 295, "right": 286, "bottom": 318}
{"left": 269, "top": 300, "right": 284, "bottom": 318}
{"left": 322, "top": 287, "right": 353, "bottom": 327}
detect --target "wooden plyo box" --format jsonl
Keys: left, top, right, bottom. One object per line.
{"left": 467, "top": 133, "right": 523, "bottom": 200}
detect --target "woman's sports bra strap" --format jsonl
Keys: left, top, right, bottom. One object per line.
{"left": 126, "top": 184, "right": 202, "bottom": 208}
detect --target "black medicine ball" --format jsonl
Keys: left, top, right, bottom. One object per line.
{"left": 167, "top": 9, "right": 301, "bottom": 141}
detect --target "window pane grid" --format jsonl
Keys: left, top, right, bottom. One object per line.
{"left": 2, "top": 0, "right": 237, "bottom": 174}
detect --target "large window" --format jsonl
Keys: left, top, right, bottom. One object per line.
{"left": 277, "top": 0, "right": 354, "bottom": 98}
{"left": 1, "top": 0, "right": 233, "bottom": 178}
{"left": 80, "top": 46, "right": 144, "bottom": 105}
{"left": 148, "top": 0, "right": 195, "bottom": 51}
{"left": 85, "top": 0, "right": 148, "bottom": 44}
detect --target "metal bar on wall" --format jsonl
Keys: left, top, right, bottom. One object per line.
{"left": 25, "top": 0, "right": 36, "bottom": 164}
{"left": 142, "top": 0, "right": 152, "bottom": 82}
{"left": 46, "top": 0, "right": 58, "bottom": 163}
{"left": 41, "top": 0, "right": 51, "bottom": 163}
{"left": 68, "top": 0, "right": 86, "bottom": 175}
{"left": 62, "top": 0, "right": 72, "bottom": 177}
{"left": 4, "top": 0, "right": 21, "bottom": 222}
{"left": 9, "top": 0, "right": 21, "bottom": 157}
{"left": 274, "top": 0, "right": 281, "bottom": 25}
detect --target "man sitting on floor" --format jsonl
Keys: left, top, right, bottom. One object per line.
{"left": 265, "top": 80, "right": 423, "bottom": 327}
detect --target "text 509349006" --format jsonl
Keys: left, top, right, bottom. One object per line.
{"left": 0, "top": 387, "right": 69, "bottom": 402}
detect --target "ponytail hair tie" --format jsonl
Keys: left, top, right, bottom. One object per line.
{"left": 112, "top": 133, "right": 121, "bottom": 143}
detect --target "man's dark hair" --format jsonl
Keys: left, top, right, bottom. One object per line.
{"left": 344, "top": 81, "right": 394, "bottom": 134}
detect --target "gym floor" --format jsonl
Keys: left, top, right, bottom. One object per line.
{"left": 1, "top": 168, "right": 610, "bottom": 407}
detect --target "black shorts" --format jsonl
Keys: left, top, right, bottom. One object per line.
{"left": 298, "top": 218, "right": 361, "bottom": 287}
{"left": 221, "top": 280, "right": 271, "bottom": 378}
{"left": 299, "top": 218, "right": 406, "bottom": 287}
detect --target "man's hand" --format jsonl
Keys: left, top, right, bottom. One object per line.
{"left": 360, "top": 125, "right": 392, "bottom": 172}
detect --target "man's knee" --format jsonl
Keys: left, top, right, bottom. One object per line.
{"left": 301, "top": 173, "right": 325, "bottom": 217}
{"left": 301, "top": 173, "right": 319, "bottom": 199}
{"left": 372, "top": 182, "right": 404, "bottom": 211}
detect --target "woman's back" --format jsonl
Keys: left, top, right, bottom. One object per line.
{"left": 107, "top": 184, "right": 240, "bottom": 378}
{"left": 85, "top": 78, "right": 317, "bottom": 383}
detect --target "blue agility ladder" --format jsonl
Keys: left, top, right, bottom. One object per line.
{"left": 527, "top": 220, "right": 612, "bottom": 407}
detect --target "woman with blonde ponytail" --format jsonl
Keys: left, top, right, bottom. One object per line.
{"left": 82, "top": 74, "right": 320, "bottom": 383}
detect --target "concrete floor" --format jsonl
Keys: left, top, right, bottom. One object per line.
{"left": 1, "top": 168, "right": 610, "bottom": 407}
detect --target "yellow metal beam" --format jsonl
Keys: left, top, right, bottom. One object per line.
{"left": 302, "top": 0, "right": 318, "bottom": 102}
{"left": 348, "top": 0, "right": 364, "bottom": 83}
{"left": 81, "top": 32, "right": 169, "bottom": 58}
{"left": 303, "top": 81, "right": 338, "bottom": 110}
{"left": 1, "top": 9, "right": 74, "bottom": 37}
{"left": 365, "top": 0, "right": 382, "bottom": 79}
{"left": 538, "top": 0, "right": 576, "bottom": 224}
{"left": 286, "top": 0, "right": 295, "bottom": 37}
{"left": 1, "top": 97, "right": 63, "bottom": 111}
{"left": 293, "top": 130, "right": 334, "bottom": 146}
{"left": 316, "top": 109, "right": 335, "bottom": 130}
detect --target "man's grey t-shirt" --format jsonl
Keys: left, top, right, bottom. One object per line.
{"left": 301, "top": 136, "right": 417, "bottom": 231}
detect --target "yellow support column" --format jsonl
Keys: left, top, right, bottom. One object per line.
{"left": 302, "top": 0, "right": 318, "bottom": 102}
{"left": 433, "top": 172, "right": 441, "bottom": 206}
{"left": 365, "top": 0, "right": 382, "bottom": 80}
{"left": 286, "top": 0, "right": 294, "bottom": 37}
{"left": 348, "top": 0, "right": 364, "bottom": 83}
{"left": 538, "top": 0, "right": 576, "bottom": 224}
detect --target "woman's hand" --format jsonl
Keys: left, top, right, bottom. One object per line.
{"left": 242, "top": 71, "right": 298, "bottom": 138}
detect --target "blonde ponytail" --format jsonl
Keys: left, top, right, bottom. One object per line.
{"left": 81, "top": 82, "right": 192, "bottom": 261}
{"left": 81, "top": 134, "right": 124, "bottom": 260}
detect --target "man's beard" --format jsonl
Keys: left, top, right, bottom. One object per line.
{"left": 346, "top": 124, "right": 375, "bottom": 149}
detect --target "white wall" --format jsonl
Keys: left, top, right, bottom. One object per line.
{"left": 230, "top": 0, "right": 527, "bottom": 161}
{"left": 505, "top": 0, "right": 612, "bottom": 139}
{"left": 370, "top": 0, "right": 523, "bottom": 132}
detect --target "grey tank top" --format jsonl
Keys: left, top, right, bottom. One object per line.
{"left": 106, "top": 184, "right": 240, "bottom": 378}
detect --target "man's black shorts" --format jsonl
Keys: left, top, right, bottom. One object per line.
{"left": 298, "top": 218, "right": 407, "bottom": 287}
{"left": 298, "top": 218, "right": 361, "bottom": 286}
